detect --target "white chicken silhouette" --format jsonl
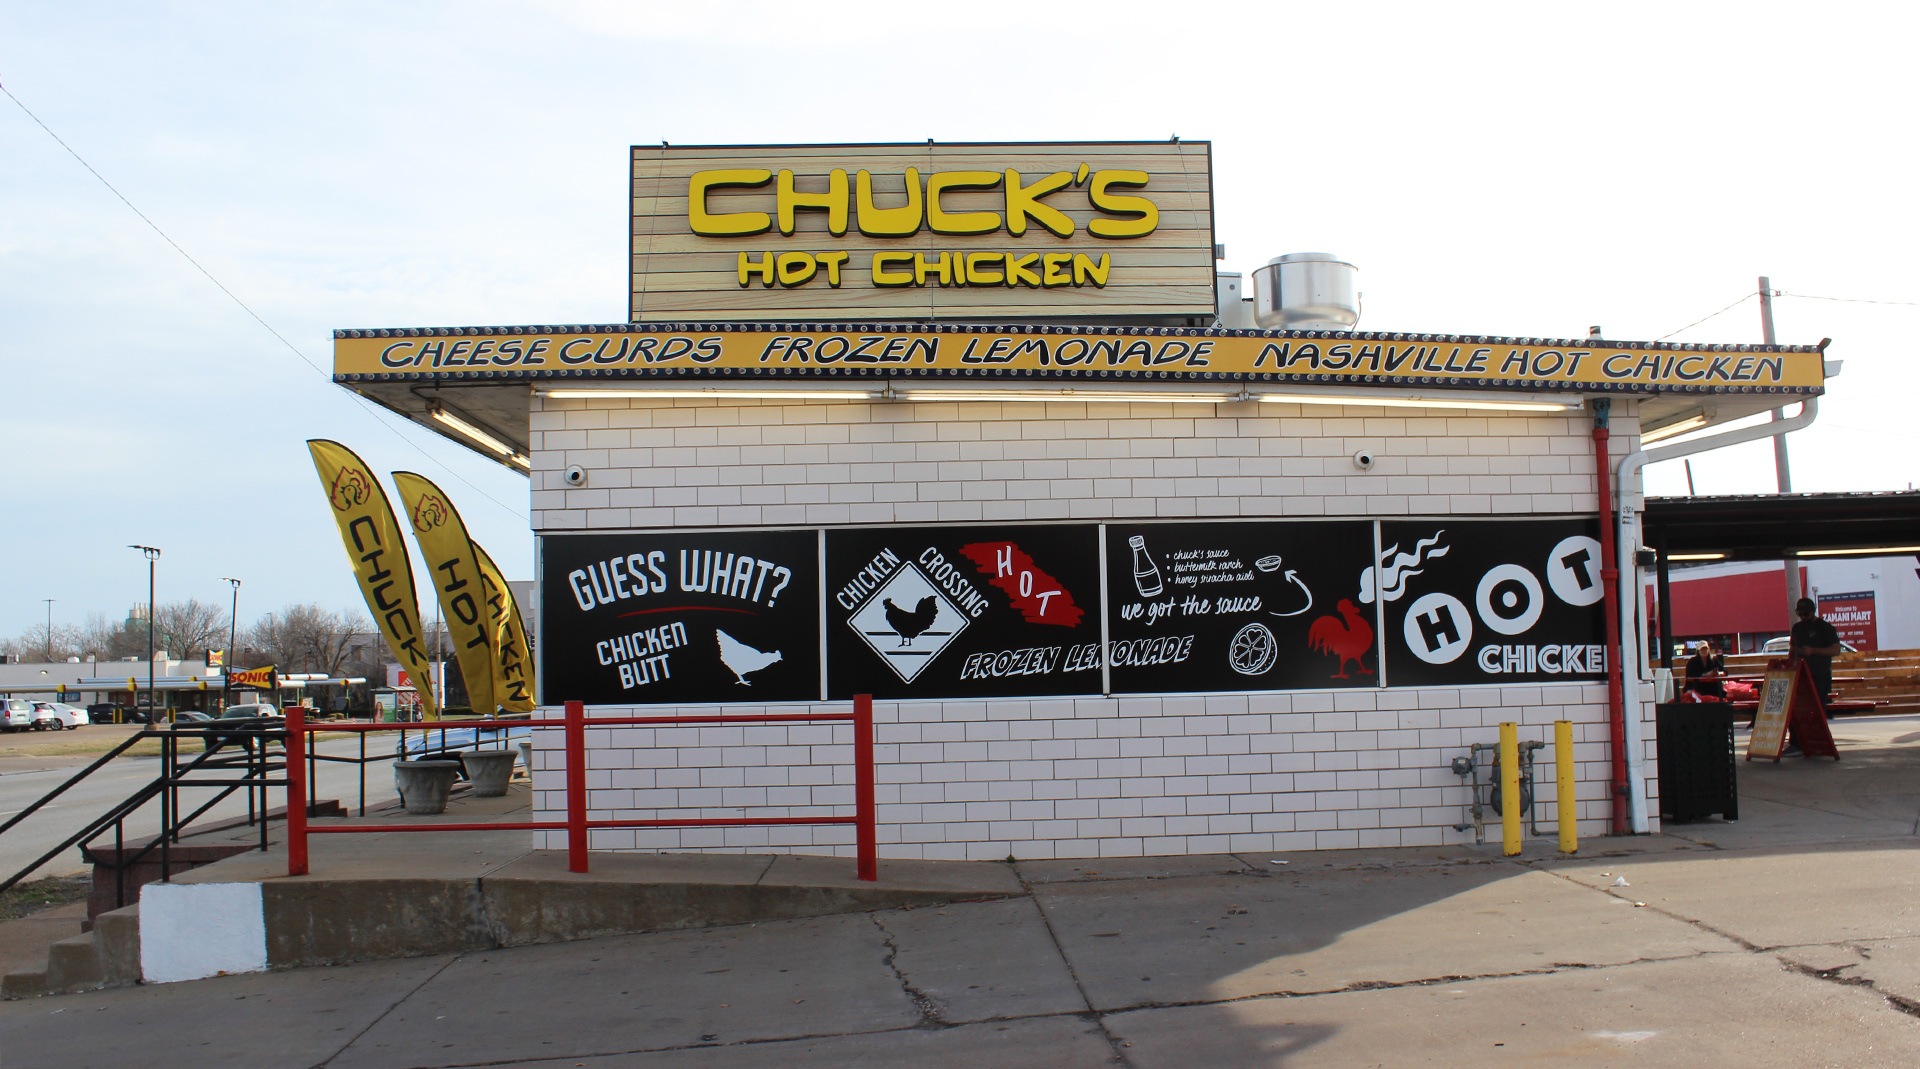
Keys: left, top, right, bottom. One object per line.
{"left": 715, "top": 630, "right": 782, "bottom": 685}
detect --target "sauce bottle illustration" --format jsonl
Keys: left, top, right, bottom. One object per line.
{"left": 1129, "top": 535, "right": 1163, "bottom": 598}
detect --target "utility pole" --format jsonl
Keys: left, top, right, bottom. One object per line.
{"left": 1759, "top": 277, "right": 1803, "bottom": 616}
{"left": 42, "top": 599, "right": 54, "bottom": 662}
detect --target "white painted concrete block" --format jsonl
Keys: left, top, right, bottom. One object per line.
{"left": 140, "top": 882, "right": 267, "bottom": 984}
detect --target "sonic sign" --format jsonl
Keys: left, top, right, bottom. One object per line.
{"left": 630, "top": 141, "right": 1217, "bottom": 322}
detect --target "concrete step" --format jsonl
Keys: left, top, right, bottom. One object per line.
{"left": 0, "top": 903, "right": 140, "bottom": 999}
{"left": 146, "top": 839, "right": 1027, "bottom": 980}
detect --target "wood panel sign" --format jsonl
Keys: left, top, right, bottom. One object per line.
{"left": 629, "top": 141, "right": 1217, "bottom": 322}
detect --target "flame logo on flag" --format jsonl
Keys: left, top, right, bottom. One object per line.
{"left": 329, "top": 466, "right": 372, "bottom": 511}
{"left": 412, "top": 492, "right": 450, "bottom": 532}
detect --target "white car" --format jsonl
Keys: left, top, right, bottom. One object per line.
{"left": 2, "top": 698, "right": 35, "bottom": 732}
{"left": 32, "top": 702, "right": 88, "bottom": 730}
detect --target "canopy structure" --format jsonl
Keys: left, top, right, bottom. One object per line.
{"left": 1644, "top": 491, "right": 1920, "bottom": 562}
{"left": 1642, "top": 490, "right": 1920, "bottom": 665}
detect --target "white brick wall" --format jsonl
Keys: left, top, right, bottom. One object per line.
{"left": 525, "top": 394, "right": 1657, "bottom": 857}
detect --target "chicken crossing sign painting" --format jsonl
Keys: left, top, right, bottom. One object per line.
{"left": 825, "top": 525, "right": 1103, "bottom": 700}
{"left": 844, "top": 564, "right": 968, "bottom": 683}
{"left": 538, "top": 530, "right": 821, "bottom": 705}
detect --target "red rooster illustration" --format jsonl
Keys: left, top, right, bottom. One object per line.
{"left": 1308, "top": 599, "right": 1375, "bottom": 679}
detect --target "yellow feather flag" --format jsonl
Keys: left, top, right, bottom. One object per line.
{"left": 473, "top": 541, "right": 535, "bottom": 711}
{"left": 391, "top": 472, "right": 496, "bottom": 717}
{"left": 307, "top": 440, "right": 441, "bottom": 721}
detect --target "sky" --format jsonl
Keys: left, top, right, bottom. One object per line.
{"left": 2, "top": 1, "right": 1916, "bottom": 641}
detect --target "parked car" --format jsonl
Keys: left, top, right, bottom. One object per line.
{"left": 399, "top": 722, "right": 532, "bottom": 763}
{"left": 1761, "top": 636, "right": 1859, "bottom": 654}
{"left": 86, "top": 703, "right": 123, "bottom": 724}
{"left": 202, "top": 702, "right": 283, "bottom": 754}
{"left": 2, "top": 698, "right": 35, "bottom": 732}
{"left": 30, "top": 701, "right": 86, "bottom": 730}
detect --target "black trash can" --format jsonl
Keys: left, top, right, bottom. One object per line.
{"left": 1655, "top": 702, "right": 1739, "bottom": 823}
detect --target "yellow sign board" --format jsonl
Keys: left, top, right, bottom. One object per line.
{"left": 334, "top": 325, "right": 1826, "bottom": 393}
{"left": 631, "top": 141, "right": 1216, "bottom": 322}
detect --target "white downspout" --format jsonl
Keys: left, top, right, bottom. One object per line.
{"left": 1614, "top": 393, "right": 1822, "bottom": 833}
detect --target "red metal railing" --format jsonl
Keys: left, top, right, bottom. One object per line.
{"left": 284, "top": 695, "right": 878, "bottom": 881}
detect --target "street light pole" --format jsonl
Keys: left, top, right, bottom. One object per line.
{"left": 128, "top": 546, "right": 161, "bottom": 722}
{"left": 42, "top": 599, "right": 54, "bottom": 662}
{"left": 221, "top": 578, "right": 241, "bottom": 711}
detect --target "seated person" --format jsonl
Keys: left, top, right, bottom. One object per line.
{"left": 1684, "top": 641, "right": 1726, "bottom": 698}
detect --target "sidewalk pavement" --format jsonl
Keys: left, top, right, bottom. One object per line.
{"left": 3, "top": 717, "right": 1918, "bottom": 1067}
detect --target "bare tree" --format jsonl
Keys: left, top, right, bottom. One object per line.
{"left": 76, "top": 612, "right": 132, "bottom": 662}
{"left": 8, "top": 622, "right": 81, "bottom": 662}
{"left": 150, "top": 599, "right": 228, "bottom": 661}
{"left": 249, "top": 605, "right": 370, "bottom": 676}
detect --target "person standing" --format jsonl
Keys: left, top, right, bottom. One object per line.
{"left": 1684, "top": 640, "right": 1726, "bottom": 699}
{"left": 1791, "top": 597, "right": 1844, "bottom": 707}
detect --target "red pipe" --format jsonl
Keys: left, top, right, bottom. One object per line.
{"left": 285, "top": 706, "right": 309, "bottom": 875}
{"left": 1593, "top": 422, "right": 1630, "bottom": 835}
{"left": 854, "top": 694, "right": 877, "bottom": 881}
{"left": 565, "top": 700, "right": 588, "bottom": 872}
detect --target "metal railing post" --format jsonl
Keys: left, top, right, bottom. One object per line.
{"left": 286, "top": 708, "right": 309, "bottom": 876}
{"left": 854, "top": 694, "right": 877, "bottom": 882}
{"left": 566, "top": 701, "right": 588, "bottom": 873}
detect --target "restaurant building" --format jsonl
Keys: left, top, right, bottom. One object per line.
{"left": 330, "top": 141, "right": 1832, "bottom": 859}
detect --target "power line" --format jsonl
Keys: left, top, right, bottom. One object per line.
{"left": 1781, "top": 292, "right": 1920, "bottom": 308}
{"left": 1, "top": 79, "right": 527, "bottom": 521}
{"left": 1656, "top": 292, "right": 1755, "bottom": 340}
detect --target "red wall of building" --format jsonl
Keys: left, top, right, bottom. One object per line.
{"left": 1647, "top": 566, "right": 1808, "bottom": 636}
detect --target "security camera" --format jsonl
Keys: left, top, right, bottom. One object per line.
{"left": 1352, "top": 450, "right": 1376, "bottom": 471}
{"left": 563, "top": 465, "right": 588, "bottom": 487}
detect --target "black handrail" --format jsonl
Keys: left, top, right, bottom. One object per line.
{"left": 0, "top": 725, "right": 294, "bottom": 903}
{"left": 0, "top": 718, "right": 518, "bottom": 907}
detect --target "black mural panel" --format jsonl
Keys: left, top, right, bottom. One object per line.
{"left": 825, "top": 525, "right": 1103, "bottom": 700}
{"left": 1378, "top": 519, "right": 1608, "bottom": 687}
{"left": 1104, "top": 521, "right": 1380, "bottom": 694}
{"left": 540, "top": 530, "right": 821, "bottom": 705}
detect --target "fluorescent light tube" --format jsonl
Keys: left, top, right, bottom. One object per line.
{"left": 1666, "top": 553, "right": 1725, "bottom": 561}
{"left": 1795, "top": 545, "right": 1920, "bottom": 557}
{"left": 540, "top": 388, "right": 874, "bottom": 400}
{"left": 1641, "top": 413, "right": 1712, "bottom": 443}
{"left": 429, "top": 405, "right": 515, "bottom": 455}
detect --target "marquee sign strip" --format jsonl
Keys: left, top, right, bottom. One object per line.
{"left": 334, "top": 323, "right": 1827, "bottom": 394}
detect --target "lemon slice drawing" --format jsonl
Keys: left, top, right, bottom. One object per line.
{"left": 1229, "top": 622, "right": 1278, "bottom": 676}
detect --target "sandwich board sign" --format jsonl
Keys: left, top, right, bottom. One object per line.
{"left": 1746, "top": 658, "right": 1839, "bottom": 762}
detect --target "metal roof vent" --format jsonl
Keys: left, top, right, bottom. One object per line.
{"left": 1252, "top": 252, "right": 1359, "bottom": 331}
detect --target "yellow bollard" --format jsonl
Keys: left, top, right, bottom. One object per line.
{"left": 1499, "top": 722, "right": 1521, "bottom": 856}
{"left": 1555, "top": 720, "right": 1577, "bottom": 853}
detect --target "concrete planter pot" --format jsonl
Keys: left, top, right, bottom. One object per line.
{"left": 393, "top": 760, "right": 463, "bottom": 814}
{"left": 460, "top": 749, "right": 518, "bottom": 797}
